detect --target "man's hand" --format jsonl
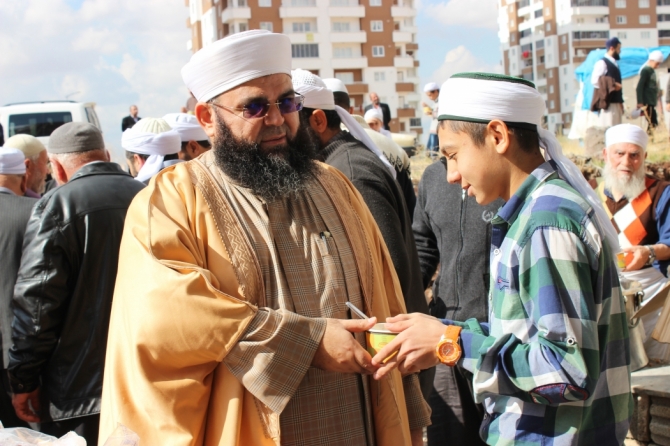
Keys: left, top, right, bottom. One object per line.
{"left": 411, "top": 428, "right": 423, "bottom": 446}
{"left": 614, "top": 82, "right": 623, "bottom": 91}
{"left": 312, "top": 317, "right": 378, "bottom": 374}
{"left": 622, "top": 245, "right": 652, "bottom": 271}
{"left": 637, "top": 104, "right": 645, "bottom": 109}
{"left": 12, "top": 388, "right": 40, "bottom": 423}
{"left": 371, "top": 313, "right": 445, "bottom": 380}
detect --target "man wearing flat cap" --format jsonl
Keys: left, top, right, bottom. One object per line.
{"left": 100, "top": 30, "right": 429, "bottom": 446}
{"left": 7, "top": 122, "right": 145, "bottom": 444}
{"left": 0, "top": 148, "right": 35, "bottom": 429}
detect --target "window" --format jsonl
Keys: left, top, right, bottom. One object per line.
{"left": 512, "top": 63, "right": 517, "bottom": 71}
{"left": 615, "top": 0, "right": 626, "bottom": 6}
{"left": 565, "top": 99, "right": 569, "bottom": 106}
{"left": 536, "top": 39, "right": 544, "bottom": 49}
{"left": 396, "top": 71, "right": 403, "bottom": 81}
{"left": 639, "top": 0, "right": 649, "bottom": 6}
{"left": 642, "top": 31, "right": 651, "bottom": 38}
{"left": 618, "top": 31, "right": 628, "bottom": 38}
{"left": 372, "top": 45, "right": 385, "bottom": 57}
{"left": 370, "top": 0, "right": 381, "bottom": 5}
{"left": 640, "top": 15, "right": 651, "bottom": 24}
{"left": 292, "top": 43, "right": 319, "bottom": 58}
{"left": 661, "top": 30, "right": 670, "bottom": 38}
{"left": 546, "top": 22, "right": 551, "bottom": 31}
{"left": 562, "top": 51, "right": 567, "bottom": 60}
{"left": 563, "top": 67, "right": 567, "bottom": 74}
{"left": 333, "top": 47, "right": 353, "bottom": 58}
{"left": 595, "top": 16, "right": 608, "bottom": 23}
{"left": 259, "top": 0, "right": 271, "bottom": 6}
{"left": 238, "top": 22, "right": 248, "bottom": 32}
{"left": 510, "top": 20, "right": 515, "bottom": 28}
{"left": 535, "top": 9, "right": 543, "bottom": 18}
{"left": 660, "top": 14, "right": 670, "bottom": 22}
{"left": 573, "top": 31, "right": 609, "bottom": 40}
{"left": 374, "top": 71, "right": 386, "bottom": 81}
{"left": 511, "top": 48, "right": 516, "bottom": 56}
{"left": 549, "top": 85, "right": 554, "bottom": 93}
{"left": 545, "top": 6, "right": 550, "bottom": 15}
{"left": 331, "top": 22, "right": 350, "bottom": 32}
{"left": 561, "top": 35, "right": 566, "bottom": 44}
{"left": 550, "top": 100, "right": 555, "bottom": 109}
{"left": 293, "top": 22, "right": 313, "bottom": 32}
{"left": 9, "top": 112, "right": 72, "bottom": 137}
{"left": 259, "top": 22, "right": 273, "bottom": 31}
{"left": 547, "top": 39, "right": 552, "bottom": 46}
{"left": 371, "top": 20, "right": 383, "bottom": 31}
{"left": 511, "top": 33, "right": 516, "bottom": 43}
{"left": 616, "top": 16, "right": 627, "bottom": 24}
{"left": 335, "top": 72, "right": 354, "bottom": 83}
{"left": 549, "top": 70, "right": 554, "bottom": 78}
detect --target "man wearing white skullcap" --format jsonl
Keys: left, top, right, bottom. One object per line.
{"left": 0, "top": 147, "right": 35, "bottom": 429}
{"left": 4, "top": 134, "right": 50, "bottom": 197}
{"left": 121, "top": 117, "right": 181, "bottom": 184}
{"left": 163, "top": 113, "right": 212, "bottom": 161}
{"left": 101, "top": 30, "right": 428, "bottom": 446}
{"left": 636, "top": 50, "right": 665, "bottom": 129}
{"left": 423, "top": 82, "right": 440, "bottom": 158}
{"left": 592, "top": 123, "right": 670, "bottom": 364}
{"left": 371, "top": 73, "right": 631, "bottom": 445}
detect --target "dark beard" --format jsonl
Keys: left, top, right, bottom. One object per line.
{"left": 212, "top": 115, "right": 319, "bottom": 202}
{"left": 612, "top": 52, "right": 620, "bottom": 60}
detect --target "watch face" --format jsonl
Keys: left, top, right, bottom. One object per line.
{"left": 439, "top": 343, "right": 456, "bottom": 357}
{"left": 438, "top": 340, "right": 461, "bottom": 362}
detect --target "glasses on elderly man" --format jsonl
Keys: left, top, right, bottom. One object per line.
{"left": 210, "top": 94, "right": 304, "bottom": 119}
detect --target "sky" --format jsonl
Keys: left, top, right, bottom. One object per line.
{"left": 0, "top": 0, "right": 501, "bottom": 159}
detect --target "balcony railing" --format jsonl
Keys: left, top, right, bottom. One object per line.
{"left": 330, "top": 0, "right": 359, "bottom": 5}
{"left": 659, "top": 0, "right": 670, "bottom": 6}
{"left": 571, "top": 0, "right": 608, "bottom": 6}
{"left": 572, "top": 30, "right": 609, "bottom": 40}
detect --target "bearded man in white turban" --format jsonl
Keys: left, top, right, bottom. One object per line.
{"left": 369, "top": 73, "right": 631, "bottom": 445}
{"left": 592, "top": 123, "right": 670, "bottom": 363}
{"left": 100, "top": 30, "right": 429, "bottom": 446}
{"left": 122, "top": 117, "right": 181, "bottom": 184}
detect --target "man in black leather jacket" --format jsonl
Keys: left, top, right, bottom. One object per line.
{"left": 8, "top": 123, "right": 144, "bottom": 444}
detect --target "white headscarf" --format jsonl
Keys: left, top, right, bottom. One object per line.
{"left": 0, "top": 147, "right": 27, "bottom": 175}
{"left": 438, "top": 73, "right": 619, "bottom": 256}
{"left": 292, "top": 69, "right": 396, "bottom": 178}
{"left": 122, "top": 118, "right": 181, "bottom": 183}
{"left": 182, "top": 30, "right": 292, "bottom": 102}
{"left": 163, "top": 113, "right": 209, "bottom": 142}
{"left": 605, "top": 124, "right": 648, "bottom": 150}
{"left": 649, "top": 50, "right": 664, "bottom": 63}
{"left": 364, "top": 108, "right": 384, "bottom": 125}
{"left": 423, "top": 82, "right": 440, "bottom": 93}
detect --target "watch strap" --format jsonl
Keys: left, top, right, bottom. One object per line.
{"left": 646, "top": 245, "right": 657, "bottom": 266}
{"left": 445, "top": 325, "right": 462, "bottom": 340}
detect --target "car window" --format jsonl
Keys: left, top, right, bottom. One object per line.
{"left": 85, "top": 107, "right": 102, "bottom": 130}
{"left": 8, "top": 112, "right": 73, "bottom": 137}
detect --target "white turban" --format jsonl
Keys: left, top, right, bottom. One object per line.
{"left": 182, "top": 30, "right": 292, "bottom": 102}
{"left": 163, "top": 113, "right": 209, "bottom": 143}
{"left": 0, "top": 147, "right": 26, "bottom": 175}
{"left": 423, "top": 82, "right": 440, "bottom": 92}
{"left": 438, "top": 72, "right": 619, "bottom": 256}
{"left": 323, "top": 78, "right": 349, "bottom": 94}
{"left": 364, "top": 108, "right": 384, "bottom": 124}
{"left": 292, "top": 69, "right": 396, "bottom": 178}
{"left": 649, "top": 50, "right": 664, "bottom": 63}
{"left": 122, "top": 118, "right": 181, "bottom": 183}
{"left": 605, "top": 124, "right": 648, "bottom": 150}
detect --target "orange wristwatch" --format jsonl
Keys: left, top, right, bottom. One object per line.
{"left": 435, "top": 325, "right": 462, "bottom": 366}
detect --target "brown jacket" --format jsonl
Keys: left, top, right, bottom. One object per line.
{"left": 590, "top": 75, "right": 618, "bottom": 112}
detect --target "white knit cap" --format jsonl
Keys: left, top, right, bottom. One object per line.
{"left": 162, "top": 113, "right": 209, "bottom": 143}
{"left": 605, "top": 124, "right": 648, "bottom": 150}
{"left": 4, "top": 134, "right": 46, "bottom": 158}
{"left": 292, "top": 69, "right": 396, "bottom": 178}
{"left": 323, "top": 78, "right": 349, "bottom": 94}
{"left": 122, "top": 118, "right": 181, "bottom": 183}
{"left": 423, "top": 82, "right": 440, "bottom": 92}
{"left": 182, "top": 30, "right": 292, "bottom": 102}
{"left": 0, "top": 147, "right": 27, "bottom": 175}
{"left": 364, "top": 108, "right": 384, "bottom": 124}
{"left": 649, "top": 50, "right": 664, "bottom": 63}
{"left": 437, "top": 72, "right": 620, "bottom": 257}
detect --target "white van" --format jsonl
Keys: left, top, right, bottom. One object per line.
{"left": 0, "top": 101, "right": 102, "bottom": 146}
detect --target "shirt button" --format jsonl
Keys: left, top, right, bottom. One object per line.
{"left": 567, "top": 337, "right": 577, "bottom": 346}
{"left": 493, "top": 249, "right": 501, "bottom": 255}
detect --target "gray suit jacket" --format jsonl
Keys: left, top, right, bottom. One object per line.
{"left": 0, "top": 191, "right": 36, "bottom": 369}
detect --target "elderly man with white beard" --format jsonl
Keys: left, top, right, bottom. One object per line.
{"left": 591, "top": 123, "right": 670, "bottom": 363}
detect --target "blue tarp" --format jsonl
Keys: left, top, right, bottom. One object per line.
{"left": 575, "top": 46, "right": 670, "bottom": 110}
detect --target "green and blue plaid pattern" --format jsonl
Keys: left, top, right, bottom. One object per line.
{"left": 449, "top": 161, "right": 632, "bottom": 445}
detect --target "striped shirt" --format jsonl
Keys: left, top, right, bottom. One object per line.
{"left": 448, "top": 161, "right": 632, "bottom": 445}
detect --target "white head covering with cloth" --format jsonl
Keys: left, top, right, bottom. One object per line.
{"left": 122, "top": 118, "right": 181, "bottom": 183}
{"left": 438, "top": 72, "right": 619, "bottom": 255}
{"left": 0, "top": 147, "right": 27, "bottom": 175}
{"left": 163, "top": 113, "right": 209, "bottom": 143}
{"left": 291, "top": 69, "right": 396, "bottom": 178}
{"left": 605, "top": 124, "right": 648, "bottom": 151}
{"left": 649, "top": 50, "right": 664, "bottom": 63}
{"left": 322, "top": 78, "right": 348, "bottom": 94}
{"left": 182, "top": 30, "right": 292, "bottom": 102}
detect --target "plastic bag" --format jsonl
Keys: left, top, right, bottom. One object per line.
{"left": 101, "top": 425, "right": 139, "bottom": 446}
{"left": 0, "top": 428, "right": 86, "bottom": 446}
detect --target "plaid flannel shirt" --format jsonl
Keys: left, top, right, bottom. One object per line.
{"left": 447, "top": 161, "right": 632, "bottom": 445}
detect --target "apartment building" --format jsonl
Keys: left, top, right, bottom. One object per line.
{"left": 498, "top": 0, "right": 667, "bottom": 134}
{"left": 185, "top": 0, "right": 422, "bottom": 135}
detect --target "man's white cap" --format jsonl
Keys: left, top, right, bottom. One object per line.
{"left": 323, "top": 78, "right": 349, "bottom": 94}
{"left": 423, "top": 82, "right": 440, "bottom": 93}
{"left": 181, "top": 30, "right": 292, "bottom": 103}
{"left": 122, "top": 118, "right": 181, "bottom": 183}
{"left": 605, "top": 123, "right": 648, "bottom": 150}
{"left": 364, "top": 108, "right": 384, "bottom": 124}
{"left": 4, "top": 134, "right": 46, "bottom": 158}
{"left": 162, "top": 113, "right": 209, "bottom": 143}
{"left": 0, "top": 147, "right": 27, "bottom": 175}
{"left": 649, "top": 50, "right": 664, "bottom": 63}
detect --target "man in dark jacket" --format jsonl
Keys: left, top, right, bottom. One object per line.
{"left": 8, "top": 122, "right": 145, "bottom": 444}
{"left": 412, "top": 158, "right": 503, "bottom": 446}
{"left": 294, "top": 71, "right": 434, "bottom": 403}
{"left": 121, "top": 105, "right": 141, "bottom": 131}
{"left": 0, "top": 148, "right": 36, "bottom": 429}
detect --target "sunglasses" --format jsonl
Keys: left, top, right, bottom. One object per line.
{"left": 211, "top": 94, "right": 304, "bottom": 119}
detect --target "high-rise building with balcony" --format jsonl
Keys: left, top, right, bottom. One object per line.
{"left": 498, "top": 0, "right": 666, "bottom": 134}
{"left": 185, "top": 0, "right": 422, "bottom": 135}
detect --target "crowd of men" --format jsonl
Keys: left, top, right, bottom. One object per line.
{"left": 0, "top": 28, "right": 668, "bottom": 446}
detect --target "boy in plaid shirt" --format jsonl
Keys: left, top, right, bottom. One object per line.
{"left": 372, "top": 73, "right": 632, "bottom": 445}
